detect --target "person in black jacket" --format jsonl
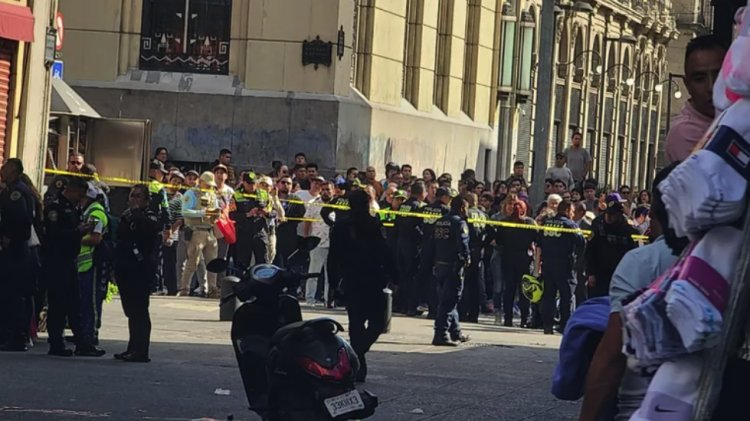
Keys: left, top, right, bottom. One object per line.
{"left": 416, "top": 187, "right": 451, "bottom": 318}
{"left": 0, "top": 159, "right": 35, "bottom": 351}
{"left": 274, "top": 175, "right": 306, "bottom": 268}
{"left": 431, "top": 196, "right": 471, "bottom": 346}
{"left": 393, "top": 182, "right": 426, "bottom": 315}
{"left": 328, "top": 189, "right": 396, "bottom": 383}
{"left": 536, "top": 200, "right": 585, "bottom": 334}
{"left": 491, "top": 196, "right": 538, "bottom": 327}
{"left": 113, "top": 184, "right": 162, "bottom": 363}
{"left": 584, "top": 193, "right": 637, "bottom": 298}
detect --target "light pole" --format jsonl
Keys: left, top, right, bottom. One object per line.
{"left": 663, "top": 73, "right": 684, "bottom": 134}
{"left": 594, "top": 35, "right": 636, "bottom": 187}
{"left": 529, "top": 0, "right": 592, "bottom": 206}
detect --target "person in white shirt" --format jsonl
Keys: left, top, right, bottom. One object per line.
{"left": 295, "top": 176, "right": 323, "bottom": 237}
{"left": 303, "top": 180, "right": 334, "bottom": 305}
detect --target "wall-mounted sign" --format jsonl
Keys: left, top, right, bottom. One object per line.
{"left": 302, "top": 35, "right": 332, "bottom": 70}
{"left": 52, "top": 60, "right": 64, "bottom": 79}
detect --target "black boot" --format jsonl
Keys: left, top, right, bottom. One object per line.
{"left": 48, "top": 343, "right": 73, "bottom": 357}
{"left": 355, "top": 353, "right": 367, "bottom": 383}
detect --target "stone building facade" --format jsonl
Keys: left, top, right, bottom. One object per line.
{"left": 59, "top": 0, "right": 675, "bottom": 187}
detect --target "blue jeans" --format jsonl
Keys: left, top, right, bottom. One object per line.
{"left": 433, "top": 264, "right": 464, "bottom": 340}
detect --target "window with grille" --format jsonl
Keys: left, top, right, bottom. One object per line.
{"left": 140, "top": 0, "right": 232, "bottom": 75}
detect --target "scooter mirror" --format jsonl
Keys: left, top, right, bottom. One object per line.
{"left": 206, "top": 258, "right": 229, "bottom": 274}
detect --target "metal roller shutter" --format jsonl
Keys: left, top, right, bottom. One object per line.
{"left": 0, "top": 43, "right": 13, "bottom": 159}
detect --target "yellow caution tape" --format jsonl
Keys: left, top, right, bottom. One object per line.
{"left": 44, "top": 168, "right": 649, "bottom": 242}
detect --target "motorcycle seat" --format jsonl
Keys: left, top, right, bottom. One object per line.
{"left": 270, "top": 318, "right": 344, "bottom": 348}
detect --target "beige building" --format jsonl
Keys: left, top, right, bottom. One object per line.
{"left": 59, "top": 0, "right": 674, "bottom": 187}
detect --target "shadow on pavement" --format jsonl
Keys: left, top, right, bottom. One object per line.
{"left": 0, "top": 337, "right": 579, "bottom": 421}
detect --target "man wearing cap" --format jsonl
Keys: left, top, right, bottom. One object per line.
{"left": 43, "top": 176, "right": 105, "bottom": 357}
{"left": 431, "top": 196, "right": 471, "bottom": 346}
{"left": 275, "top": 175, "right": 306, "bottom": 267}
{"left": 416, "top": 186, "right": 452, "bottom": 318}
{"left": 77, "top": 182, "right": 110, "bottom": 350}
{"left": 185, "top": 170, "right": 200, "bottom": 189}
{"left": 179, "top": 172, "right": 221, "bottom": 297}
{"left": 458, "top": 193, "right": 489, "bottom": 324}
{"left": 210, "top": 149, "right": 237, "bottom": 187}
{"left": 584, "top": 193, "right": 638, "bottom": 298}
{"left": 232, "top": 171, "right": 273, "bottom": 270}
{"left": 536, "top": 199, "right": 585, "bottom": 334}
{"left": 394, "top": 182, "right": 426, "bottom": 316}
{"left": 148, "top": 161, "right": 171, "bottom": 294}
{"left": 0, "top": 159, "right": 36, "bottom": 351}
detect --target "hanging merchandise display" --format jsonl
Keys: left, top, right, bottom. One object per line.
{"left": 622, "top": 4, "right": 750, "bottom": 420}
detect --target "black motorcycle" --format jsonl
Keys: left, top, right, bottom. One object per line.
{"left": 208, "top": 238, "right": 378, "bottom": 421}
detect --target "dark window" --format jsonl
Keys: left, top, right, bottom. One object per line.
{"left": 140, "top": 0, "right": 232, "bottom": 75}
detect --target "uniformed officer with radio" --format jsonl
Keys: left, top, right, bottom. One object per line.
{"left": 394, "top": 182, "right": 426, "bottom": 315}
{"left": 44, "top": 176, "right": 105, "bottom": 357}
{"left": 0, "top": 159, "right": 35, "bottom": 352}
{"left": 417, "top": 187, "right": 452, "bottom": 318}
{"left": 231, "top": 172, "right": 273, "bottom": 269}
{"left": 114, "top": 184, "right": 162, "bottom": 362}
{"left": 536, "top": 199, "right": 585, "bottom": 334}
{"left": 431, "top": 196, "right": 471, "bottom": 347}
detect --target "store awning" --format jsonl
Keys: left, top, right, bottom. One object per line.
{"left": 0, "top": 2, "right": 34, "bottom": 42}
{"left": 50, "top": 78, "right": 101, "bottom": 119}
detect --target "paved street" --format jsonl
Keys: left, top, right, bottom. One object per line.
{"left": 1, "top": 297, "right": 580, "bottom": 421}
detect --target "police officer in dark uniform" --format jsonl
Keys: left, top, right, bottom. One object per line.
{"left": 458, "top": 193, "right": 488, "bottom": 323}
{"left": 0, "top": 159, "right": 35, "bottom": 351}
{"left": 114, "top": 184, "right": 162, "bottom": 363}
{"left": 584, "top": 193, "right": 637, "bottom": 298}
{"left": 147, "top": 161, "right": 170, "bottom": 293}
{"left": 231, "top": 172, "right": 273, "bottom": 269}
{"left": 43, "top": 176, "right": 105, "bottom": 357}
{"left": 417, "top": 187, "right": 452, "bottom": 318}
{"left": 537, "top": 200, "right": 585, "bottom": 334}
{"left": 393, "top": 182, "right": 426, "bottom": 315}
{"left": 431, "top": 196, "right": 471, "bottom": 346}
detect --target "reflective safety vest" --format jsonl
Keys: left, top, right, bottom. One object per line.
{"left": 78, "top": 202, "right": 109, "bottom": 273}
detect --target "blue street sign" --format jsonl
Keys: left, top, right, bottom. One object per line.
{"left": 52, "top": 60, "right": 63, "bottom": 79}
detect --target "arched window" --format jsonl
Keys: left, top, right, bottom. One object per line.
{"left": 518, "top": 8, "right": 536, "bottom": 91}
{"left": 556, "top": 23, "right": 570, "bottom": 78}
{"left": 434, "top": 0, "right": 455, "bottom": 112}
{"left": 572, "top": 27, "right": 585, "bottom": 82}
{"left": 403, "top": 0, "right": 420, "bottom": 105}
{"left": 591, "top": 35, "right": 602, "bottom": 87}
{"left": 462, "top": 0, "right": 482, "bottom": 117}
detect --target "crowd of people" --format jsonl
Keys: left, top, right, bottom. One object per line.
{"left": 0, "top": 137, "right": 658, "bottom": 365}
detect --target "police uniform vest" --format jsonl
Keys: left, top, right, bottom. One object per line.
{"left": 467, "top": 207, "right": 487, "bottom": 251}
{"left": 78, "top": 202, "right": 109, "bottom": 272}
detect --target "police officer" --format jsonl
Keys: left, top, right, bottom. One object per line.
{"left": 0, "top": 159, "right": 35, "bottom": 351}
{"left": 584, "top": 193, "right": 637, "bottom": 298}
{"left": 393, "top": 182, "right": 426, "bottom": 316}
{"left": 458, "top": 193, "right": 488, "bottom": 323}
{"left": 231, "top": 171, "right": 273, "bottom": 269}
{"left": 148, "top": 161, "right": 170, "bottom": 294}
{"left": 536, "top": 200, "right": 585, "bottom": 334}
{"left": 43, "top": 176, "right": 105, "bottom": 357}
{"left": 417, "top": 187, "right": 452, "bottom": 318}
{"left": 114, "top": 184, "right": 162, "bottom": 363}
{"left": 44, "top": 152, "right": 85, "bottom": 205}
{"left": 431, "top": 196, "right": 471, "bottom": 346}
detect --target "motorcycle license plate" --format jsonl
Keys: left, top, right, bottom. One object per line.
{"left": 324, "top": 390, "right": 365, "bottom": 417}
